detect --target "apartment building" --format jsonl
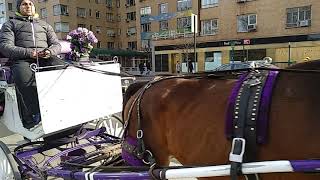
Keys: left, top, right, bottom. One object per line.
{"left": 1, "top": 0, "right": 320, "bottom": 74}
{"left": 142, "top": 0, "right": 320, "bottom": 73}
{"left": 0, "top": 0, "right": 15, "bottom": 28}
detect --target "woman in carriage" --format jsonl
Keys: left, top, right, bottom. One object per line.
{"left": 0, "top": 0, "right": 63, "bottom": 129}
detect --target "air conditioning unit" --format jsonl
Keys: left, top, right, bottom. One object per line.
{"left": 248, "top": 24, "right": 257, "bottom": 31}
{"left": 125, "top": 4, "right": 129, "bottom": 7}
{"left": 126, "top": 19, "right": 130, "bottom": 22}
{"left": 237, "top": 0, "right": 247, "bottom": 3}
{"left": 65, "top": 12, "right": 69, "bottom": 16}
{"left": 299, "top": 20, "right": 310, "bottom": 27}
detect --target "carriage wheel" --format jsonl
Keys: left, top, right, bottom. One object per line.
{"left": 0, "top": 141, "right": 21, "bottom": 180}
{"left": 95, "top": 114, "right": 124, "bottom": 138}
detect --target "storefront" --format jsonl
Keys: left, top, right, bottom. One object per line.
{"left": 154, "top": 33, "right": 320, "bottom": 73}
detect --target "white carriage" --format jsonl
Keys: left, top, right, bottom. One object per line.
{"left": 0, "top": 61, "right": 123, "bottom": 140}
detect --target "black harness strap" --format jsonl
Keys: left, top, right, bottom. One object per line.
{"left": 230, "top": 70, "right": 269, "bottom": 180}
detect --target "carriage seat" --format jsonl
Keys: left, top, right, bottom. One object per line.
{"left": 0, "top": 66, "right": 13, "bottom": 84}
{"left": 0, "top": 41, "right": 71, "bottom": 84}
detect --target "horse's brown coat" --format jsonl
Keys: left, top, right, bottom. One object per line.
{"left": 124, "top": 61, "right": 320, "bottom": 179}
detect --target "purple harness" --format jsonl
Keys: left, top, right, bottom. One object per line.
{"left": 225, "top": 70, "right": 279, "bottom": 144}
{"left": 122, "top": 136, "right": 145, "bottom": 166}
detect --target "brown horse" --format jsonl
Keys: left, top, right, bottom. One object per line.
{"left": 123, "top": 61, "right": 320, "bottom": 180}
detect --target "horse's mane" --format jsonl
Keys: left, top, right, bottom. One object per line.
{"left": 287, "top": 59, "right": 320, "bottom": 70}
{"left": 122, "top": 80, "right": 149, "bottom": 120}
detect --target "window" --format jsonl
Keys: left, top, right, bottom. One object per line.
{"left": 97, "top": 41, "right": 101, "bottom": 48}
{"left": 106, "top": 13, "right": 114, "bottom": 22}
{"left": 141, "top": 23, "right": 151, "bottom": 32}
{"left": 96, "top": 26, "right": 101, "bottom": 34}
{"left": 155, "top": 54, "right": 169, "bottom": 72}
{"left": 106, "top": 29, "right": 115, "bottom": 37}
{"left": 201, "top": 19, "right": 218, "bottom": 35}
{"left": 78, "top": 24, "right": 86, "bottom": 28}
{"left": 0, "top": 3, "right": 4, "bottom": 12}
{"left": 159, "top": 20, "right": 168, "bottom": 31}
{"left": 89, "top": 25, "right": 93, "bottom": 30}
{"left": 127, "top": 27, "right": 136, "bottom": 36}
{"left": 237, "top": 14, "right": 257, "bottom": 32}
{"left": 107, "top": 42, "right": 115, "bottom": 49}
{"left": 7, "top": 3, "right": 12, "bottom": 11}
{"left": 53, "top": 4, "right": 68, "bottom": 16}
{"left": 116, "top": 0, "right": 120, "bottom": 8}
{"left": 177, "top": 17, "right": 191, "bottom": 31}
{"left": 286, "top": 6, "right": 311, "bottom": 28}
{"left": 232, "top": 49, "right": 266, "bottom": 62}
{"left": 96, "top": 11, "right": 100, "bottom": 18}
{"left": 126, "top": 12, "right": 136, "bottom": 21}
{"left": 106, "top": 0, "right": 112, "bottom": 8}
{"left": 40, "top": 8, "right": 47, "bottom": 18}
{"left": 54, "top": 22, "right": 69, "bottom": 32}
{"left": 77, "top": 8, "right": 86, "bottom": 17}
{"left": 177, "top": 0, "right": 192, "bottom": 12}
{"left": 126, "top": 0, "right": 135, "bottom": 6}
{"left": 141, "top": 40, "right": 150, "bottom": 49}
{"left": 159, "top": 3, "right": 168, "bottom": 14}
{"left": 128, "top": 41, "right": 137, "bottom": 50}
{"left": 140, "top": 6, "right": 151, "bottom": 16}
{"left": 89, "top": 9, "right": 92, "bottom": 16}
{"left": 201, "top": 0, "right": 218, "bottom": 8}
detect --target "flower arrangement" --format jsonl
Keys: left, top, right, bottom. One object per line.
{"left": 66, "top": 27, "right": 98, "bottom": 61}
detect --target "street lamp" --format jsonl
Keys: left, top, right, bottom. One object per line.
{"left": 191, "top": 13, "right": 198, "bottom": 72}
{"left": 288, "top": 42, "right": 291, "bottom": 65}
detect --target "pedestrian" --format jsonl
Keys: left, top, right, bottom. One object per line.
{"left": 187, "top": 59, "right": 193, "bottom": 73}
{"left": 0, "top": 0, "right": 63, "bottom": 128}
{"left": 146, "top": 61, "right": 151, "bottom": 75}
{"left": 176, "top": 60, "right": 181, "bottom": 74}
{"left": 139, "top": 62, "right": 144, "bottom": 75}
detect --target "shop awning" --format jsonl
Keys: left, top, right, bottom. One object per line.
{"left": 91, "top": 48, "right": 148, "bottom": 57}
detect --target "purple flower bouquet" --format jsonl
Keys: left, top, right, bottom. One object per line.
{"left": 66, "top": 27, "right": 98, "bottom": 61}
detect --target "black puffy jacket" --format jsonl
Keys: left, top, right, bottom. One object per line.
{"left": 0, "top": 13, "right": 61, "bottom": 60}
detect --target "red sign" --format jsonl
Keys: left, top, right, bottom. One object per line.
{"left": 243, "top": 39, "right": 251, "bottom": 45}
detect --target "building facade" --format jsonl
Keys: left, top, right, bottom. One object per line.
{"left": 146, "top": 0, "right": 320, "bottom": 73}
{"left": 0, "top": 0, "right": 15, "bottom": 28}
{"left": 1, "top": 0, "right": 319, "bottom": 73}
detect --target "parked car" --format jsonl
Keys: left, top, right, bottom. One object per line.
{"left": 215, "top": 61, "right": 251, "bottom": 71}
{"left": 120, "top": 71, "right": 136, "bottom": 94}
{"left": 215, "top": 58, "right": 276, "bottom": 71}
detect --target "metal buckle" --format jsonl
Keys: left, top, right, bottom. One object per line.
{"left": 136, "top": 130, "right": 143, "bottom": 139}
{"left": 229, "top": 138, "right": 246, "bottom": 163}
{"left": 142, "top": 150, "right": 153, "bottom": 165}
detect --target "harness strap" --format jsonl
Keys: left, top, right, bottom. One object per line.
{"left": 230, "top": 70, "right": 269, "bottom": 180}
